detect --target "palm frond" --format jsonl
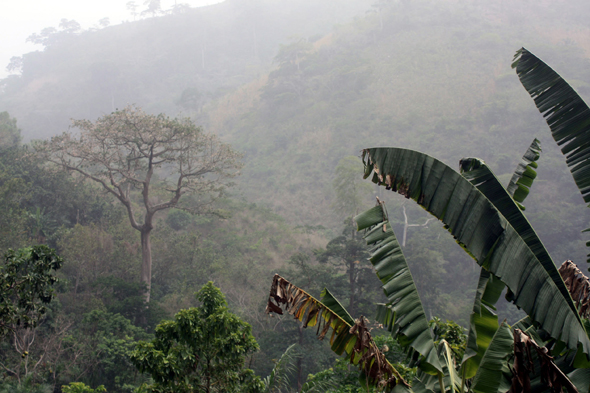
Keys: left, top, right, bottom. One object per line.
{"left": 263, "top": 343, "right": 297, "bottom": 393}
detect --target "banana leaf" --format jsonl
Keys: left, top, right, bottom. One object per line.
{"left": 355, "top": 201, "right": 443, "bottom": 374}
{"left": 321, "top": 287, "right": 355, "bottom": 326}
{"left": 361, "top": 147, "right": 590, "bottom": 356}
{"left": 513, "top": 48, "right": 590, "bottom": 204}
{"left": 460, "top": 141, "right": 549, "bottom": 380}
{"left": 513, "top": 48, "right": 590, "bottom": 263}
{"left": 506, "top": 138, "right": 542, "bottom": 208}
{"left": 511, "top": 317, "right": 589, "bottom": 393}
{"left": 461, "top": 270, "right": 504, "bottom": 380}
{"left": 459, "top": 157, "right": 576, "bottom": 316}
{"left": 511, "top": 329, "right": 579, "bottom": 393}
{"left": 265, "top": 274, "right": 407, "bottom": 391}
{"left": 559, "top": 260, "right": 590, "bottom": 319}
{"left": 470, "top": 321, "right": 513, "bottom": 393}
{"left": 402, "top": 340, "right": 463, "bottom": 393}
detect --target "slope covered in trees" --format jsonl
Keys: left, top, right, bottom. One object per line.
{"left": 2, "top": 0, "right": 590, "bottom": 390}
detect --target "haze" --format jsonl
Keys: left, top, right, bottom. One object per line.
{"left": 1, "top": 0, "right": 590, "bottom": 390}
{"left": 1, "top": 0, "right": 222, "bottom": 79}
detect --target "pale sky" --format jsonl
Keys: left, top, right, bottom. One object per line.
{"left": 0, "top": 0, "right": 223, "bottom": 79}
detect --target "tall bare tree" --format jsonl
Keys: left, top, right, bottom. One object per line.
{"left": 35, "top": 106, "right": 242, "bottom": 302}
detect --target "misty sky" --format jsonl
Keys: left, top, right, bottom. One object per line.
{"left": 0, "top": 0, "right": 223, "bottom": 79}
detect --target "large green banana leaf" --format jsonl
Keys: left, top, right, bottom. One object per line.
{"left": 361, "top": 147, "right": 590, "bottom": 356}
{"left": 513, "top": 48, "right": 590, "bottom": 204}
{"left": 265, "top": 274, "right": 406, "bottom": 391}
{"left": 460, "top": 141, "right": 547, "bottom": 380}
{"left": 458, "top": 157, "right": 576, "bottom": 315}
{"left": 470, "top": 321, "right": 513, "bottom": 393}
{"left": 355, "top": 202, "right": 443, "bottom": 373}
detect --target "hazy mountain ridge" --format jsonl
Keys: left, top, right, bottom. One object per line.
{"left": 0, "top": 0, "right": 373, "bottom": 140}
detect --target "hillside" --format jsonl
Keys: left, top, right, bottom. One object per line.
{"left": 0, "top": 0, "right": 373, "bottom": 140}
{"left": 2, "top": 0, "right": 590, "bottom": 325}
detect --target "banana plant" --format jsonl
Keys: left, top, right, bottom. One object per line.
{"left": 360, "top": 147, "right": 589, "bottom": 355}
{"left": 264, "top": 48, "right": 590, "bottom": 392}
{"left": 265, "top": 274, "right": 408, "bottom": 391}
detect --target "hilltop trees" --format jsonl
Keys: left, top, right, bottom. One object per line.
{"left": 35, "top": 106, "right": 242, "bottom": 302}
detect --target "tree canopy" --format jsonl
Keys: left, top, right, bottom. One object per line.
{"left": 131, "top": 282, "right": 261, "bottom": 393}
{"left": 35, "top": 106, "right": 242, "bottom": 302}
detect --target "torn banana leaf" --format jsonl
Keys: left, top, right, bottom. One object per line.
{"left": 361, "top": 147, "right": 589, "bottom": 356}
{"left": 513, "top": 48, "right": 590, "bottom": 204}
{"left": 514, "top": 48, "right": 590, "bottom": 263}
{"left": 506, "top": 138, "right": 542, "bottom": 208}
{"left": 355, "top": 201, "right": 442, "bottom": 374}
{"left": 265, "top": 274, "right": 407, "bottom": 391}
{"left": 510, "top": 329, "right": 579, "bottom": 393}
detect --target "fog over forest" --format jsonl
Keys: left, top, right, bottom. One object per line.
{"left": 2, "top": 0, "right": 590, "bottom": 391}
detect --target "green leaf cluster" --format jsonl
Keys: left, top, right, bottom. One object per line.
{"left": 131, "top": 282, "right": 261, "bottom": 393}
{"left": 0, "top": 245, "right": 62, "bottom": 337}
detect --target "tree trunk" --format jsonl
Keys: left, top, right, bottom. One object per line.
{"left": 140, "top": 228, "right": 152, "bottom": 303}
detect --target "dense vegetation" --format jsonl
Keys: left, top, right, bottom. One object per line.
{"left": 1, "top": 0, "right": 590, "bottom": 391}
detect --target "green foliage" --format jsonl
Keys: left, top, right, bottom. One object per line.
{"left": 164, "top": 209, "right": 192, "bottom": 231}
{"left": 131, "top": 282, "right": 261, "bottom": 392}
{"left": 62, "top": 382, "right": 107, "bottom": 393}
{"left": 71, "top": 310, "right": 150, "bottom": 391}
{"left": 429, "top": 318, "right": 467, "bottom": 361}
{"left": 0, "top": 376, "right": 51, "bottom": 393}
{"left": 0, "top": 245, "right": 62, "bottom": 337}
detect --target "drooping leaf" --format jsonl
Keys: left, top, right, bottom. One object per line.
{"left": 459, "top": 157, "right": 576, "bottom": 317}
{"left": 470, "top": 321, "right": 513, "bottom": 393}
{"left": 510, "top": 329, "right": 579, "bottom": 393}
{"left": 361, "top": 147, "right": 589, "bottom": 356}
{"left": 461, "top": 269, "right": 504, "bottom": 380}
{"left": 355, "top": 201, "right": 442, "bottom": 374}
{"left": 265, "top": 274, "right": 407, "bottom": 391}
{"left": 506, "top": 138, "right": 542, "bottom": 208}
{"left": 510, "top": 317, "right": 589, "bottom": 393}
